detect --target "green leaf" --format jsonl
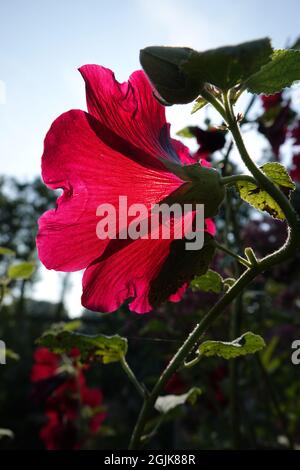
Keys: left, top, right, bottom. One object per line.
{"left": 246, "top": 49, "right": 300, "bottom": 94}
{"left": 236, "top": 163, "right": 295, "bottom": 220}
{"left": 0, "top": 247, "right": 15, "bottom": 256}
{"left": 176, "top": 127, "right": 196, "bottom": 138}
{"left": 7, "top": 262, "right": 35, "bottom": 280}
{"left": 155, "top": 387, "right": 202, "bottom": 414}
{"left": 149, "top": 233, "right": 216, "bottom": 308}
{"left": 198, "top": 332, "right": 265, "bottom": 360}
{"left": 5, "top": 349, "right": 20, "bottom": 361}
{"left": 37, "top": 324, "right": 127, "bottom": 364}
{"left": 140, "top": 46, "right": 200, "bottom": 104}
{"left": 191, "top": 97, "right": 207, "bottom": 114}
{"left": 260, "top": 336, "right": 280, "bottom": 372}
{"left": 191, "top": 269, "right": 223, "bottom": 293}
{"left": 182, "top": 38, "right": 272, "bottom": 91}
{"left": 0, "top": 428, "right": 14, "bottom": 440}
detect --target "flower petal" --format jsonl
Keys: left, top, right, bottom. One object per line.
{"left": 79, "top": 65, "right": 191, "bottom": 164}
{"left": 37, "top": 110, "right": 183, "bottom": 271}
{"left": 82, "top": 236, "right": 179, "bottom": 314}
{"left": 82, "top": 213, "right": 212, "bottom": 314}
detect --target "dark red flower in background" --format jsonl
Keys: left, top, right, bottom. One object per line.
{"left": 290, "top": 119, "right": 300, "bottom": 146}
{"left": 208, "top": 365, "right": 228, "bottom": 412}
{"left": 183, "top": 126, "right": 226, "bottom": 162}
{"left": 261, "top": 93, "right": 282, "bottom": 111}
{"left": 164, "top": 373, "right": 187, "bottom": 395}
{"left": 258, "top": 93, "right": 293, "bottom": 159}
{"left": 37, "top": 65, "right": 216, "bottom": 314}
{"left": 290, "top": 153, "right": 300, "bottom": 182}
{"left": 31, "top": 347, "right": 59, "bottom": 382}
{"left": 31, "top": 347, "right": 106, "bottom": 450}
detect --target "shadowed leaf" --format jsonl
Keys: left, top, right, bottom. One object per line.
{"left": 37, "top": 324, "right": 127, "bottom": 364}
{"left": 182, "top": 38, "right": 272, "bottom": 91}
{"left": 191, "top": 269, "right": 223, "bottom": 293}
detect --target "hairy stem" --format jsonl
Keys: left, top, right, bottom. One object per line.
{"left": 121, "top": 357, "right": 146, "bottom": 399}
{"left": 214, "top": 241, "right": 251, "bottom": 268}
{"left": 221, "top": 174, "right": 257, "bottom": 186}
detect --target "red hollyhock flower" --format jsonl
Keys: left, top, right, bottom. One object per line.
{"left": 31, "top": 347, "right": 59, "bottom": 382}
{"left": 37, "top": 65, "right": 216, "bottom": 314}
{"left": 192, "top": 127, "right": 226, "bottom": 161}
{"left": 290, "top": 153, "right": 300, "bottom": 182}
{"left": 258, "top": 104, "right": 291, "bottom": 158}
{"left": 164, "top": 373, "right": 187, "bottom": 394}
{"left": 290, "top": 120, "right": 300, "bottom": 146}
{"left": 31, "top": 347, "right": 106, "bottom": 450}
{"left": 261, "top": 93, "right": 282, "bottom": 111}
{"left": 40, "top": 410, "right": 79, "bottom": 450}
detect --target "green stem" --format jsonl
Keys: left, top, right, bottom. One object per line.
{"left": 214, "top": 241, "right": 252, "bottom": 268}
{"left": 121, "top": 356, "right": 146, "bottom": 399}
{"left": 221, "top": 94, "right": 256, "bottom": 175}
{"left": 0, "top": 284, "right": 4, "bottom": 305}
{"left": 200, "top": 87, "right": 227, "bottom": 121}
{"left": 222, "top": 92, "right": 299, "bottom": 231}
{"left": 128, "top": 90, "right": 300, "bottom": 450}
{"left": 221, "top": 174, "right": 257, "bottom": 186}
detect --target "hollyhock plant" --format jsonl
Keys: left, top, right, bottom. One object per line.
{"left": 37, "top": 65, "right": 223, "bottom": 314}
{"left": 31, "top": 347, "right": 106, "bottom": 450}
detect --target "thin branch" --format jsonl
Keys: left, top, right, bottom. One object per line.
{"left": 121, "top": 356, "right": 146, "bottom": 399}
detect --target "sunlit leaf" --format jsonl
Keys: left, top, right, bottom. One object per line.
{"left": 191, "top": 97, "right": 207, "bottom": 114}
{"left": 5, "top": 349, "right": 20, "bottom": 361}
{"left": 176, "top": 127, "right": 196, "bottom": 138}
{"left": 0, "top": 247, "right": 15, "bottom": 256}
{"left": 198, "top": 332, "right": 265, "bottom": 360}
{"left": 7, "top": 262, "right": 35, "bottom": 280}
{"left": 0, "top": 428, "right": 14, "bottom": 440}
{"left": 236, "top": 163, "right": 295, "bottom": 219}
{"left": 246, "top": 49, "right": 300, "bottom": 94}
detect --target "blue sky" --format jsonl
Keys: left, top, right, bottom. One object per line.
{"left": 1, "top": 0, "right": 300, "bottom": 178}
{"left": 1, "top": 0, "right": 300, "bottom": 314}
